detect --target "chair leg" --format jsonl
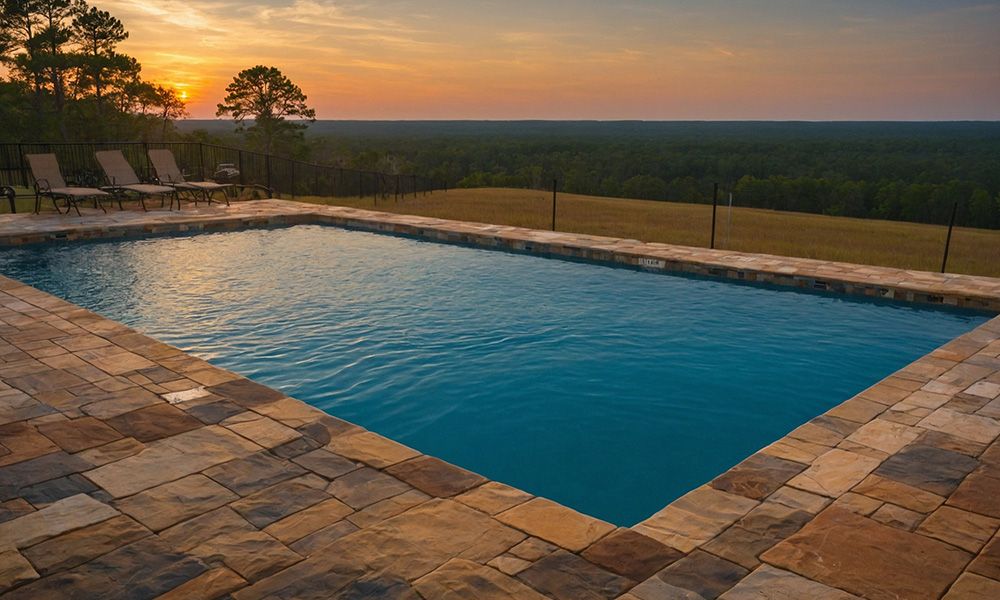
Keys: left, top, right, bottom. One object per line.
{"left": 71, "top": 201, "right": 81, "bottom": 217}
{"left": 51, "top": 197, "right": 62, "bottom": 215}
{"left": 140, "top": 197, "right": 148, "bottom": 212}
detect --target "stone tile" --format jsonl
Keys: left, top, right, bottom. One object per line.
{"left": 6, "top": 368, "right": 86, "bottom": 395}
{"left": 291, "top": 448, "right": 358, "bottom": 480}
{"left": 497, "top": 497, "right": 615, "bottom": 552}
{"left": 21, "top": 514, "right": 150, "bottom": 575}
{"left": 786, "top": 449, "right": 881, "bottom": 498}
{"left": 235, "top": 499, "right": 524, "bottom": 599}
{"left": 415, "top": 558, "right": 548, "bottom": 600}
{"left": 488, "top": 554, "right": 532, "bottom": 576}
{"left": 326, "top": 467, "right": 412, "bottom": 509}
{"left": 386, "top": 456, "right": 487, "bottom": 498}
{"left": 656, "top": 549, "right": 749, "bottom": 599}
{"left": 762, "top": 506, "right": 971, "bottom": 600}
{"left": 870, "top": 503, "right": 923, "bottom": 531}
{"left": 581, "top": 529, "right": 683, "bottom": 581}
{"left": 736, "top": 502, "right": 813, "bottom": 539}
{"left": 270, "top": 435, "right": 324, "bottom": 459}
{"left": 844, "top": 419, "right": 920, "bottom": 454}
{"left": 296, "top": 414, "right": 362, "bottom": 446}
{"left": 155, "top": 567, "right": 247, "bottom": 600}
{"left": 250, "top": 396, "right": 328, "bottom": 428}
{"left": 204, "top": 451, "right": 307, "bottom": 496}
{"left": 80, "top": 388, "right": 162, "bottom": 419}
{"left": 787, "top": 422, "right": 843, "bottom": 447}
{"left": 19, "top": 473, "right": 97, "bottom": 506}
{"left": 830, "top": 492, "right": 883, "bottom": 516}
{"left": 636, "top": 486, "right": 759, "bottom": 553}
{"left": 873, "top": 444, "right": 979, "bottom": 496}
{"left": 84, "top": 425, "right": 261, "bottom": 498}
{"left": 35, "top": 416, "right": 122, "bottom": 452}
{"left": 263, "top": 497, "right": 354, "bottom": 544}
{"left": 105, "top": 403, "right": 203, "bottom": 442}
{"left": 919, "top": 408, "right": 1000, "bottom": 445}
{"left": 767, "top": 486, "right": 830, "bottom": 514}
{"left": 967, "top": 381, "right": 1000, "bottom": 399}
{"left": 628, "top": 577, "right": 706, "bottom": 600}
{"left": 115, "top": 474, "right": 238, "bottom": 531}
{"left": 969, "top": 535, "right": 1000, "bottom": 580}
{"left": 0, "top": 451, "right": 93, "bottom": 500}
{"left": 325, "top": 430, "right": 420, "bottom": 468}
{"left": 517, "top": 550, "right": 633, "bottom": 600}
{"left": 902, "top": 390, "right": 952, "bottom": 409}
{"left": 185, "top": 400, "right": 244, "bottom": 424}
{"left": 160, "top": 507, "right": 255, "bottom": 551}
{"left": 206, "top": 378, "right": 286, "bottom": 407}
{"left": 289, "top": 520, "right": 360, "bottom": 556}
{"left": 222, "top": 412, "right": 301, "bottom": 448}
{"left": 74, "top": 436, "right": 144, "bottom": 467}
{"left": 826, "top": 397, "right": 885, "bottom": 424}
{"left": 709, "top": 453, "right": 806, "bottom": 501}
{"left": 852, "top": 474, "right": 946, "bottom": 513}
{"left": 943, "top": 573, "right": 1000, "bottom": 599}
{"left": 702, "top": 525, "right": 781, "bottom": 570}
{"left": 718, "top": 565, "right": 861, "bottom": 599}
{"left": 859, "top": 381, "right": 913, "bottom": 405}
{"left": 346, "top": 489, "right": 430, "bottom": 528}
{"left": 0, "top": 550, "right": 38, "bottom": 593}
{"left": 455, "top": 481, "right": 533, "bottom": 515}
{"left": 3, "top": 536, "right": 208, "bottom": 600}
{"left": 509, "top": 537, "right": 559, "bottom": 561}
{"left": 949, "top": 470, "right": 1000, "bottom": 518}
{"left": 915, "top": 429, "right": 988, "bottom": 457}
{"left": 0, "top": 499, "right": 34, "bottom": 524}
{"left": 761, "top": 437, "right": 829, "bottom": 464}
{"left": 188, "top": 528, "right": 302, "bottom": 582}
{"left": 0, "top": 494, "right": 119, "bottom": 549}
{"left": 918, "top": 505, "right": 1000, "bottom": 552}
{"left": 230, "top": 479, "right": 331, "bottom": 528}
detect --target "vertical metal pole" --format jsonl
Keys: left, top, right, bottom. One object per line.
{"left": 265, "top": 154, "right": 272, "bottom": 196}
{"left": 412, "top": 174, "right": 417, "bottom": 198}
{"left": 198, "top": 143, "right": 206, "bottom": 180}
{"left": 726, "top": 192, "right": 734, "bottom": 248}
{"left": 710, "top": 182, "right": 719, "bottom": 249}
{"left": 17, "top": 143, "right": 27, "bottom": 188}
{"left": 941, "top": 200, "right": 958, "bottom": 273}
{"left": 396, "top": 175, "right": 400, "bottom": 201}
{"left": 551, "top": 179, "right": 558, "bottom": 231}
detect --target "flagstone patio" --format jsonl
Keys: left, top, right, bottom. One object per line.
{"left": 0, "top": 200, "right": 998, "bottom": 599}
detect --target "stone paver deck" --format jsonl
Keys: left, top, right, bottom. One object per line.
{"left": 0, "top": 200, "right": 999, "bottom": 599}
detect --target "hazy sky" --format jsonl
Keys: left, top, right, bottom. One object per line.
{"left": 100, "top": 0, "right": 1000, "bottom": 120}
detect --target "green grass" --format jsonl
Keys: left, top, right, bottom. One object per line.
{"left": 295, "top": 187, "right": 1000, "bottom": 278}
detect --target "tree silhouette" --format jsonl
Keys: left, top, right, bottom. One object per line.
{"left": 216, "top": 65, "right": 316, "bottom": 154}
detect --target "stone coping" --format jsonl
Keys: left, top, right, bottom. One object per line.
{"left": 0, "top": 201, "right": 999, "bottom": 598}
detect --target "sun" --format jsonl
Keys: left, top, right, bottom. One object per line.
{"left": 179, "top": 90, "right": 189, "bottom": 101}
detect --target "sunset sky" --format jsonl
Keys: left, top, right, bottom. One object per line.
{"left": 99, "top": 0, "right": 1000, "bottom": 120}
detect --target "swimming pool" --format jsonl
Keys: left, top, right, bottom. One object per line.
{"left": 1, "top": 225, "right": 988, "bottom": 525}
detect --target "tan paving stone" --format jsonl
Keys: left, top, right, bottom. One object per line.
{"left": 635, "top": 486, "right": 759, "bottom": 553}
{"left": 844, "top": 419, "right": 920, "bottom": 454}
{"left": 455, "top": 481, "right": 533, "bottom": 515}
{"left": 188, "top": 528, "right": 302, "bottom": 582}
{"left": 288, "top": 520, "right": 359, "bottom": 556}
{"left": 325, "top": 430, "right": 419, "bottom": 468}
{"left": 230, "top": 479, "right": 331, "bottom": 528}
{"left": 825, "top": 397, "right": 886, "bottom": 424}
{"left": 487, "top": 554, "right": 532, "bottom": 576}
{"left": 869, "top": 503, "right": 923, "bottom": 531}
{"left": 105, "top": 403, "right": 202, "bottom": 442}
{"left": 496, "top": 497, "right": 615, "bottom": 552}
{"left": 760, "top": 437, "right": 829, "bottom": 464}
{"left": 222, "top": 412, "right": 301, "bottom": 448}
{"left": 853, "top": 474, "right": 946, "bottom": 513}
{"left": 709, "top": 453, "right": 806, "bottom": 501}
{"left": 21, "top": 514, "right": 150, "bottom": 575}
{"left": 919, "top": 408, "right": 1000, "bottom": 444}
{"left": 787, "top": 422, "right": 842, "bottom": 447}
{"left": 415, "top": 558, "right": 548, "bottom": 600}
{"left": 154, "top": 566, "right": 247, "bottom": 600}
{"left": 655, "top": 549, "right": 749, "bottom": 599}
{"left": 326, "top": 467, "right": 411, "bottom": 509}
{"left": 786, "top": 449, "right": 881, "bottom": 498}
{"left": 386, "top": 455, "right": 486, "bottom": 498}
{"left": 346, "top": 489, "right": 430, "bottom": 528}
{"left": 85, "top": 425, "right": 261, "bottom": 498}
{"left": 516, "top": 549, "right": 634, "bottom": 600}
{"left": 35, "top": 416, "right": 122, "bottom": 452}
{"left": 0, "top": 494, "right": 119, "bottom": 548}
{"left": 80, "top": 388, "right": 162, "bottom": 419}
{"left": 628, "top": 577, "right": 706, "bottom": 600}
{"left": 762, "top": 506, "right": 971, "bottom": 600}
{"left": 262, "top": 497, "right": 354, "bottom": 544}
{"left": 0, "top": 550, "right": 38, "bottom": 593}
{"left": 969, "top": 534, "right": 1000, "bottom": 580}
{"left": 581, "top": 528, "right": 683, "bottom": 581}
{"left": 204, "top": 451, "right": 306, "bottom": 496}
{"left": 873, "top": 444, "right": 979, "bottom": 496}
{"left": 943, "top": 573, "right": 1000, "bottom": 599}
{"left": 949, "top": 470, "right": 1000, "bottom": 519}
{"left": 115, "top": 474, "right": 238, "bottom": 532}
{"left": 290, "top": 448, "right": 358, "bottom": 480}
{"left": 718, "top": 565, "right": 861, "bottom": 599}
{"left": 508, "top": 537, "right": 558, "bottom": 561}
{"left": 74, "top": 436, "right": 144, "bottom": 466}
{"left": 918, "top": 505, "right": 1000, "bottom": 552}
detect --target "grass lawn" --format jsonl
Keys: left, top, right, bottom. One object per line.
{"left": 296, "top": 187, "right": 1000, "bottom": 278}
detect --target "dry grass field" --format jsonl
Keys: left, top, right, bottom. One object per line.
{"left": 298, "top": 188, "right": 1000, "bottom": 278}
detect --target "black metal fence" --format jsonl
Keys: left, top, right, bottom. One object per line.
{"left": 0, "top": 142, "right": 442, "bottom": 202}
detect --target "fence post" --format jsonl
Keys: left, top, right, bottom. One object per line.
{"left": 238, "top": 150, "right": 245, "bottom": 186}
{"left": 551, "top": 179, "right": 558, "bottom": 231}
{"left": 710, "top": 182, "right": 719, "bottom": 249}
{"left": 941, "top": 199, "right": 958, "bottom": 273}
{"left": 16, "top": 143, "right": 27, "bottom": 188}
{"left": 198, "top": 143, "right": 206, "bottom": 180}
{"left": 142, "top": 142, "right": 151, "bottom": 181}
{"left": 412, "top": 174, "right": 417, "bottom": 198}
{"left": 265, "top": 154, "right": 272, "bottom": 196}
{"left": 396, "top": 175, "right": 400, "bottom": 201}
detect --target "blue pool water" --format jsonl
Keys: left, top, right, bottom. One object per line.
{"left": 0, "top": 225, "right": 989, "bottom": 525}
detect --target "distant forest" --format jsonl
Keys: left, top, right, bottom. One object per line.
{"left": 180, "top": 120, "right": 1000, "bottom": 229}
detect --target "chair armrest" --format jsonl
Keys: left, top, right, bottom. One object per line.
{"left": 34, "top": 179, "right": 52, "bottom": 193}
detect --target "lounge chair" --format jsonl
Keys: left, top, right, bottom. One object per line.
{"left": 94, "top": 150, "right": 177, "bottom": 211}
{"left": 148, "top": 149, "right": 232, "bottom": 207}
{"left": 26, "top": 153, "right": 110, "bottom": 215}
